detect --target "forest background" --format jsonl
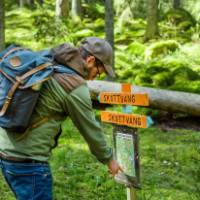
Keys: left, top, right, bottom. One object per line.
{"left": 0, "top": 0, "right": 200, "bottom": 200}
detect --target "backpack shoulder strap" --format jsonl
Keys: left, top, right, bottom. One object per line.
{"left": 0, "top": 62, "right": 52, "bottom": 117}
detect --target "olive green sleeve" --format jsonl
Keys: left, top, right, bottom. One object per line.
{"left": 63, "top": 84, "right": 113, "bottom": 164}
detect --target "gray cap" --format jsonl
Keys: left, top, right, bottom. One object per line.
{"left": 80, "top": 37, "right": 115, "bottom": 77}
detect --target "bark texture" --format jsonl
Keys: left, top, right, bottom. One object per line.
{"left": 71, "top": 0, "right": 82, "bottom": 20}
{"left": 105, "top": 0, "right": 115, "bottom": 75}
{"left": 87, "top": 80, "right": 200, "bottom": 116}
{"left": 145, "top": 0, "right": 159, "bottom": 40}
{"left": 56, "top": 0, "right": 69, "bottom": 18}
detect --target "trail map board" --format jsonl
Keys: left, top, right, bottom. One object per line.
{"left": 113, "top": 125, "right": 140, "bottom": 188}
{"left": 99, "top": 83, "right": 149, "bottom": 199}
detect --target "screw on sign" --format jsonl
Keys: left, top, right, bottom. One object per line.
{"left": 99, "top": 83, "right": 150, "bottom": 200}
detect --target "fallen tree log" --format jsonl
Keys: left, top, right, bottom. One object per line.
{"left": 87, "top": 80, "right": 200, "bottom": 117}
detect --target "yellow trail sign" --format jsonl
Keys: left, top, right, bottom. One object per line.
{"left": 101, "top": 111, "right": 147, "bottom": 128}
{"left": 100, "top": 92, "right": 149, "bottom": 106}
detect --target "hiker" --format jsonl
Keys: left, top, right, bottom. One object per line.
{"left": 0, "top": 37, "right": 122, "bottom": 200}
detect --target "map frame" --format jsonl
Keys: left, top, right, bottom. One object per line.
{"left": 113, "top": 125, "right": 140, "bottom": 188}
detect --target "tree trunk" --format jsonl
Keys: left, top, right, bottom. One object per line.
{"left": 87, "top": 80, "right": 200, "bottom": 116}
{"left": 38, "top": 0, "right": 44, "bottom": 5}
{"left": 0, "top": 0, "right": 5, "bottom": 51}
{"left": 105, "top": 0, "right": 115, "bottom": 78}
{"left": 56, "top": 0, "right": 70, "bottom": 18}
{"left": 71, "top": 0, "right": 82, "bottom": 20}
{"left": 26, "top": 0, "right": 34, "bottom": 8}
{"left": 145, "top": 0, "right": 159, "bottom": 41}
{"left": 173, "top": 0, "right": 181, "bottom": 9}
{"left": 17, "top": 0, "right": 43, "bottom": 7}
{"left": 18, "top": 0, "right": 26, "bottom": 7}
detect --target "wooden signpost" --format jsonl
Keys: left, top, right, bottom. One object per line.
{"left": 100, "top": 92, "right": 149, "bottom": 106}
{"left": 99, "top": 83, "right": 150, "bottom": 200}
{"left": 101, "top": 111, "right": 147, "bottom": 128}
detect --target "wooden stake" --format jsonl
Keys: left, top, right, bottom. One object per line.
{"left": 127, "top": 187, "right": 136, "bottom": 200}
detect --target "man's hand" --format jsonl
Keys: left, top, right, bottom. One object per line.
{"left": 107, "top": 159, "right": 123, "bottom": 176}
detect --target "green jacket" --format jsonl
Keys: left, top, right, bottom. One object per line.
{"left": 0, "top": 72, "right": 112, "bottom": 164}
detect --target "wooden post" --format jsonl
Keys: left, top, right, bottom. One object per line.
{"left": 100, "top": 83, "right": 145, "bottom": 200}
{"left": 127, "top": 187, "right": 136, "bottom": 200}
{"left": 123, "top": 84, "right": 137, "bottom": 200}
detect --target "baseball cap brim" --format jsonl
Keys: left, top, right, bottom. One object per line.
{"left": 103, "top": 63, "right": 116, "bottom": 78}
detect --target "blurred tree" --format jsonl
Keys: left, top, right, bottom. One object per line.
{"left": 145, "top": 0, "right": 159, "bottom": 41}
{"left": 56, "top": 0, "right": 70, "bottom": 18}
{"left": 173, "top": 0, "right": 181, "bottom": 9}
{"left": 115, "top": 0, "right": 147, "bottom": 19}
{"left": 71, "top": 0, "right": 82, "bottom": 20}
{"left": 38, "top": 0, "right": 43, "bottom": 4}
{"left": 17, "top": 0, "right": 43, "bottom": 7}
{"left": 0, "top": 0, "right": 5, "bottom": 51}
{"left": 18, "top": 0, "right": 26, "bottom": 7}
{"left": 27, "top": 0, "right": 34, "bottom": 7}
{"left": 105, "top": 0, "right": 115, "bottom": 75}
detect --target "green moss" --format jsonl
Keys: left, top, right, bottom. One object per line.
{"left": 144, "top": 66, "right": 170, "bottom": 75}
{"left": 115, "top": 34, "right": 133, "bottom": 45}
{"left": 163, "top": 57, "right": 188, "bottom": 69}
{"left": 172, "top": 67, "right": 200, "bottom": 81}
{"left": 126, "top": 42, "right": 146, "bottom": 56}
{"left": 118, "top": 68, "right": 135, "bottom": 79}
{"left": 178, "top": 21, "right": 193, "bottom": 30}
{"left": 134, "top": 73, "right": 153, "bottom": 85}
{"left": 72, "top": 29, "right": 94, "bottom": 39}
{"left": 129, "top": 19, "right": 146, "bottom": 30}
{"left": 169, "top": 80, "right": 200, "bottom": 94}
{"left": 152, "top": 72, "right": 174, "bottom": 87}
{"left": 145, "top": 40, "right": 180, "bottom": 60}
{"left": 131, "top": 29, "right": 146, "bottom": 37}
{"left": 165, "top": 8, "right": 196, "bottom": 27}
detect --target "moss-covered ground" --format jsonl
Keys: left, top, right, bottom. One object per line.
{"left": 0, "top": 120, "right": 200, "bottom": 200}
{"left": 0, "top": 3, "right": 200, "bottom": 200}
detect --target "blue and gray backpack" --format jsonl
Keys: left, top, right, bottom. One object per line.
{"left": 0, "top": 45, "right": 76, "bottom": 133}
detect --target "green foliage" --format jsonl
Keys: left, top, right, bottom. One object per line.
{"left": 184, "top": 1, "right": 200, "bottom": 22}
{"left": 33, "top": 10, "right": 71, "bottom": 45}
{"left": 169, "top": 80, "right": 200, "bottom": 94}
{"left": 3, "top": 2, "right": 200, "bottom": 200}
{"left": 172, "top": 67, "right": 200, "bottom": 81}
{"left": 72, "top": 29, "right": 94, "bottom": 39}
{"left": 145, "top": 40, "right": 180, "bottom": 60}
{"left": 144, "top": 65, "right": 170, "bottom": 74}
{"left": 165, "top": 8, "right": 196, "bottom": 26}
{"left": 134, "top": 73, "right": 153, "bottom": 86}
{"left": 1, "top": 120, "right": 200, "bottom": 200}
{"left": 159, "top": 7, "right": 198, "bottom": 43}
{"left": 152, "top": 72, "right": 174, "bottom": 87}
{"left": 4, "top": 0, "right": 200, "bottom": 95}
{"left": 116, "top": 19, "right": 146, "bottom": 41}
{"left": 83, "top": 3, "right": 104, "bottom": 20}
{"left": 114, "top": 0, "right": 147, "bottom": 19}
{"left": 181, "top": 43, "right": 200, "bottom": 65}
{"left": 126, "top": 42, "right": 146, "bottom": 57}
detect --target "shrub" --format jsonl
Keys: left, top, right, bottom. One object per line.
{"left": 145, "top": 40, "right": 180, "bottom": 60}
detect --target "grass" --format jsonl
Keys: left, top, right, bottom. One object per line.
{"left": 1, "top": 119, "right": 199, "bottom": 200}
{"left": 1, "top": 4, "right": 200, "bottom": 200}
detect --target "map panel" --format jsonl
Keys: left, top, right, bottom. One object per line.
{"left": 116, "top": 132, "right": 135, "bottom": 177}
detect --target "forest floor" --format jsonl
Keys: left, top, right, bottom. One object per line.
{"left": 155, "top": 114, "right": 200, "bottom": 131}
{"left": 1, "top": 5, "right": 200, "bottom": 200}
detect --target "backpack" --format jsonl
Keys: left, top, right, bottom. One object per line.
{"left": 0, "top": 45, "right": 76, "bottom": 133}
